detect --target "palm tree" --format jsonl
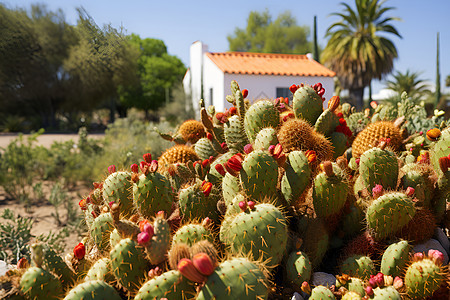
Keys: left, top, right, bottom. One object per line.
{"left": 321, "top": 0, "right": 401, "bottom": 110}
{"left": 386, "top": 70, "right": 431, "bottom": 101}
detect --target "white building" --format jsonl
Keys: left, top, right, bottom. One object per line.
{"left": 183, "top": 41, "right": 336, "bottom": 117}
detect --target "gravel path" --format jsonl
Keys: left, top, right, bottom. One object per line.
{"left": 0, "top": 133, "right": 104, "bottom": 149}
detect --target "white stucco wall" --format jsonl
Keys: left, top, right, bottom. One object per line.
{"left": 223, "top": 73, "right": 334, "bottom": 109}
{"left": 189, "top": 41, "right": 208, "bottom": 117}
{"left": 203, "top": 56, "right": 225, "bottom": 112}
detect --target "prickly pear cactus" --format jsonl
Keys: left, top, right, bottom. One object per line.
{"left": 404, "top": 254, "right": 445, "bottom": 299}
{"left": 63, "top": 280, "right": 121, "bottom": 300}
{"left": 254, "top": 127, "right": 279, "bottom": 150}
{"left": 366, "top": 192, "right": 416, "bottom": 240}
{"left": 133, "top": 171, "right": 173, "bottom": 218}
{"left": 85, "top": 257, "right": 114, "bottom": 283}
{"left": 197, "top": 257, "right": 268, "bottom": 300}
{"left": 194, "top": 137, "right": 219, "bottom": 160}
{"left": 134, "top": 270, "right": 195, "bottom": 300}
{"left": 280, "top": 150, "right": 311, "bottom": 205}
{"left": 292, "top": 85, "right": 323, "bottom": 124}
{"left": 430, "top": 127, "right": 450, "bottom": 174}
{"left": 285, "top": 251, "right": 312, "bottom": 286}
{"left": 144, "top": 214, "right": 171, "bottom": 265}
{"left": 312, "top": 162, "right": 348, "bottom": 218}
{"left": 372, "top": 286, "right": 401, "bottom": 299}
{"left": 172, "top": 223, "right": 213, "bottom": 247}
{"left": 220, "top": 203, "right": 288, "bottom": 266}
{"left": 222, "top": 172, "right": 240, "bottom": 205}
{"left": 43, "top": 246, "right": 75, "bottom": 287}
{"left": 102, "top": 171, "right": 133, "bottom": 215}
{"left": 224, "top": 115, "right": 249, "bottom": 152}
{"left": 359, "top": 147, "right": 399, "bottom": 192}
{"left": 20, "top": 267, "right": 63, "bottom": 300}
{"left": 244, "top": 100, "right": 280, "bottom": 143}
{"left": 240, "top": 150, "right": 278, "bottom": 200}
{"left": 110, "top": 238, "right": 148, "bottom": 293}
{"left": 380, "top": 240, "right": 410, "bottom": 277}
{"left": 309, "top": 286, "right": 336, "bottom": 300}
{"left": 90, "top": 212, "right": 114, "bottom": 252}
{"left": 340, "top": 255, "right": 375, "bottom": 280}
{"left": 178, "top": 180, "right": 220, "bottom": 222}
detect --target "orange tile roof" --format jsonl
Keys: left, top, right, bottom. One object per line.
{"left": 205, "top": 52, "right": 336, "bottom": 77}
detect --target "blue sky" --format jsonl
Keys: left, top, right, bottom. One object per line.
{"left": 4, "top": 0, "right": 450, "bottom": 97}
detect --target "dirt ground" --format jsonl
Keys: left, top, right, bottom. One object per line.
{"left": 0, "top": 133, "right": 104, "bottom": 256}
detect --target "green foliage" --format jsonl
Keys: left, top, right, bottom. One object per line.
{"left": 386, "top": 70, "right": 431, "bottom": 101}
{"left": 228, "top": 10, "right": 312, "bottom": 54}
{"left": 0, "top": 208, "right": 68, "bottom": 264}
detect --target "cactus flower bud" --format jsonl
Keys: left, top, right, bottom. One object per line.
{"left": 247, "top": 201, "right": 255, "bottom": 210}
{"left": 149, "top": 160, "right": 158, "bottom": 173}
{"left": 202, "top": 159, "right": 210, "bottom": 168}
{"left": 140, "top": 161, "right": 148, "bottom": 172}
{"left": 137, "top": 232, "right": 150, "bottom": 245}
{"left": 202, "top": 217, "right": 212, "bottom": 227}
{"left": 365, "top": 286, "right": 373, "bottom": 296}
{"left": 405, "top": 187, "right": 415, "bottom": 197}
{"left": 228, "top": 106, "right": 237, "bottom": 116}
{"left": 305, "top": 150, "right": 317, "bottom": 164}
{"left": 192, "top": 253, "right": 216, "bottom": 276}
{"left": 143, "top": 223, "right": 154, "bottom": 238}
{"left": 220, "top": 142, "right": 228, "bottom": 152}
{"left": 202, "top": 182, "right": 213, "bottom": 197}
{"left": 413, "top": 252, "right": 424, "bottom": 260}
{"left": 107, "top": 165, "right": 116, "bottom": 174}
{"left": 148, "top": 266, "right": 162, "bottom": 279}
{"left": 438, "top": 156, "right": 450, "bottom": 172}
{"left": 372, "top": 184, "right": 384, "bottom": 198}
{"left": 428, "top": 249, "right": 444, "bottom": 265}
{"left": 426, "top": 128, "right": 441, "bottom": 141}
{"left": 143, "top": 153, "right": 152, "bottom": 163}
{"left": 17, "top": 258, "right": 29, "bottom": 269}
{"left": 244, "top": 144, "right": 253, "bottom": 154}
{"left": 289, "top": 84, "right": 299, "bottom": 94}
{"left": 78, "top": 199, "right": 87, "bottom": 210}
{"left": 238, "top": 201, "right": 247, "bottom": 212}
{"left": 224, "top": 154, "right": 243, "bottom": 177}
{"left": 73, "top": 243, "right": 85, "bottom": 260}
{"left": 328, "top": 96, "right": 340, "bottom": 112}
{"left": 215, "top": 164, "right": 226, "bottom": 177}
{"left": 242, "top": 89, "right": 248, "bottom": 98}
{"left": 139, "top": 220, "right": 150, "bottom": 232}
{"left": 206, "top": 132, "right": 213, "bottom": 140}
{"left": 130, "top": 163, "right": 139, "bottom": 174}
{"left": 384, "top": 275, "right": 393, "bottom": 286}
{"left": 321, "top": 161, "right": 334, "bottom": 177}
{"left": 178, "top": 258, "right": 207, "bottom": 283}
{"left": 301, "top": 281, "right": 311, "bottom": 294}
{"left": 393, "top": 276, "right": 403, "bottom": 289}
{"left": 215, "top": 112, "right": 228, "bottom": 124}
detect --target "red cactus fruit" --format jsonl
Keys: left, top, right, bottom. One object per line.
{"left": 202, "top": 182, "right": 213, "bottom": 197}
{"left": 177, "top": 258, "right": 206, "bottom": 283}
{"left": 215, "top": 164, "right": 226, "bottom": 176}
{"left": 206, "top": 132, "right": 213, "bottom": 140}
{"left": 289, "top": 84, "right": 299, "bottom": 94}
{"left": 244, "top": 144, "right": 253, "bottom": 154}
{"left": 139, "top": 220, "right": 151, "bottom": 232}
{"left": 192, "top": 253, "right": 216, "bottom": 276}
{"left": 17, "top": 258, "right": 29, "bottom": 269}
{"left": 130, "top": 163, "right": 139, "bottom": 174}
{"left": 137, "top": 232, "right": 150, "bottom": 245}
{"left": 143, "top": 153, "right": 152, "bottom": 163}
{"left": 238, "top": 201, "right": 247, "bottom": 212}
{"left": 107, "top": 165, "right": 116, "bottom": 174}
{"left": 247, "top": 201, "right": 256, "bottom": 210}
{"left": 242, "top": 89, "right": 248, "bottom": 98}
{"left": 73, "top": 243, "right": 85, "bottom": 260}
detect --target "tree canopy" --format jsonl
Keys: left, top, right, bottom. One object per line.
{"left": 321, "top": 0, "right": 401, "bottom": 109}
{"left": 385, "top": 70, "right": 431, "bottom": 102}
{"left": 228, "top": 10, "right": 312, "bottom": 54}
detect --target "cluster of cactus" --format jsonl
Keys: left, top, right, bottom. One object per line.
{"left": 2, "top": 80, "right": 449, "bottom": 300}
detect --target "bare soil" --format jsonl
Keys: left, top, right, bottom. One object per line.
{"left": 0, "top": 133, "right": 104, "bottom": 149}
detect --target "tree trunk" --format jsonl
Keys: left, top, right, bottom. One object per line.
{"left": 349, "top": 87, "right": 365, "bottom": 111}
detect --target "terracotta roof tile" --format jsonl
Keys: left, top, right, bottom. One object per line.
{"left": 205, "top": 52, "right": 335, "bottom": 77}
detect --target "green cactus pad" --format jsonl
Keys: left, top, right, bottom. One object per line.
{"left": 330, "top": 131, "right": 349, "bottom": 159}
{"left": 405, "top": 257, "right": 444, "bottom": 299}
{"left": 194, "top": 137, "right": 219, "bottom": 160}
{"left": 340, "top": 255, "right": 375, "bottom": 280}
{"left": 110, "top": 238, "right": 148, "bottom": 293}
{"left": 359, "top": 147, "right": 399, "bottom": 192}
{"left": 372, "top": 286, "right": 401, "bottom": 300}
{"left": 244, "top": 100, "right": 280, "bottom": 143}
{"left": 63, "top": 280, "right": 121, "bottom": 300}
{"left": 220, "top": 203, "right": 288, "bottom": 266}
{"left": 197, "top": 257, "right": 268, "bottom": 300}
{"left": 85, "top": 258, "right": 114, "bottom": 283}
{"left": 172, "top": 223, "right": 213, "bottom": 247}
{"left": 254, "top": 127, "right": 279, "bottom": 150}
{"left": 222, "top": 172, "right": 241, "bottom": 205}
{"left": 315, "top": 109, "right": 340, "bottom": 137}
{"left": 240, "top": 150, "right": 278, "bottom": 200}
{"left": 430, "top": 127, "right": 450, "bottom": 174}
{"left": 292, "top": 85, "right": 324, "bottom": 125}
{"left": 366, "top": 192, "right": 416, "bottom": 240}
{"left": 178, "top": 180, "right": 220, "bottom": 222}
{"left": 380, "top": 240, "right": 410, "bottom": 277}
{"left": 134, "top": 270, "right": 195, "bottom": 300}
{"left": 133, "top": 172, "right": 173, "bottom": 219}
{"left": 20, "top": 267, "right": 63, "bottom": 300}
{"left": 144, "top": 216, "right": 171, "bottom": 265}
{"left": 281, "top": 150, "right": 311, "bottom": 205}
{"left": 90, "top": 213, "right": 114, "bottom": 252}
{"left": 285, "top": 251, "right": 312, "bottom": 286}
{"left": 102, "top": 171, "right": 133, "bottom": 215}
{"left": 207, "top": 151, "right": 236, "bottom": 184}
{"left": 312, "top": 164, "right": 349, "bottom": 218}
{"left": 224, "top": 115, "right": 248, "bottom": 152}
{"left": 43, "top": 247, "right": 75, "bottom": 287}
{"left": 309, "top": 286, "right": 336, "bottom": 300}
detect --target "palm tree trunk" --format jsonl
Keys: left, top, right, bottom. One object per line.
{"left": 349, "top": 87, "right": 365, "bottom": 110}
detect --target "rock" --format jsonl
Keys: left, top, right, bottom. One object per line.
{"left": 311, "top": 271, "right": 336, "bottom": 287}
{"left": 291, "top": 292, "right": 304, "bottom": 300}
{"left": 433, "top": 227, "right": 449, "bottom": 256}
{"left": 413, "top": 239, "right": 449, "bottom": 265}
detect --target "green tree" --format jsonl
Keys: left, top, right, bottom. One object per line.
{"left": 322, "top": 0, "right": 401, "bottom": 110}
{"left": 64, "top": 8, "right": 138, "bottom": 122}
{"left": 386, "top": 70, "right": 431, "bottom": 102}
{"left": 118, "top": 34, "right": 186, "bottom": 119}
{"left": 0, "top": 4, "right": 79, "bottom": 129}
{"left": 228, "top": 10, "right": 312, "bottom": 54}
